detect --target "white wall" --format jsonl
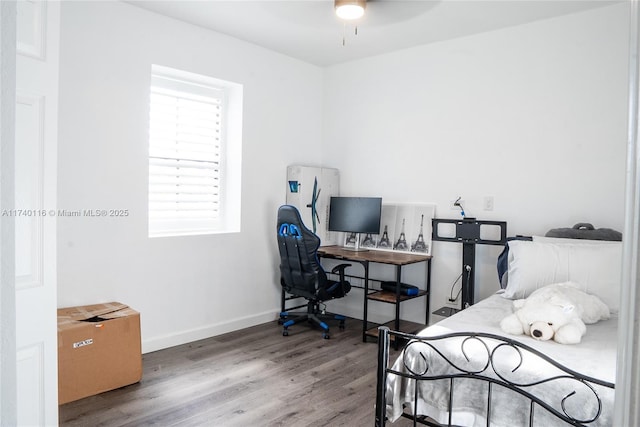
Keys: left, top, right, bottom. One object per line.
{"left": 57, "top": 2, "right": 630, "bottom": 350}
{"left": 322, "top": 4, "right": 630, "bottom": 323}
{"left": 57, "top": 1, "right": 324, "bottom": 352}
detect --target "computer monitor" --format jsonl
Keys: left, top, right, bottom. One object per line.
{"left": 328, "top": 196, "right": 382, "bottom": 251}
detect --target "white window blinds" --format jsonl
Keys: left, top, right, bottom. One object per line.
{"left": 149, "top": 70, "right": 226, "bottom": 236}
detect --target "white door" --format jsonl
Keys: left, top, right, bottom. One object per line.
{"left": 15, "top": 1, "right": 60, "bottom": 424}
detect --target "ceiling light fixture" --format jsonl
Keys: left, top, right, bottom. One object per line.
{"left": 335, "top": 0, "right": 366, "bottom": 45}
{"left": 335, "top": 0, "right": 366, "bottom": 21}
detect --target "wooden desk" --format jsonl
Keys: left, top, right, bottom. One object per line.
{"left": 317, "top": 245, "right": 432, "bottom": 345}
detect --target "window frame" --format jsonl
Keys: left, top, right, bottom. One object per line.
{"left": 148, "top": 65, "right": 242, "bottom": 238}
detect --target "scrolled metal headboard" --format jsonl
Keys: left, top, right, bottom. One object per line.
{"left": 375, "top": 327, "right": 615, "bottom": 427}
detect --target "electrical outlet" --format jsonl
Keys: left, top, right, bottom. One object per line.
{"left": 483, "top": 196, "right": 494, "bottom": 211}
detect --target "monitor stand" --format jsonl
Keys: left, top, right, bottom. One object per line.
{"left": 343, "top": 233, "right": 369, "bottom": 252}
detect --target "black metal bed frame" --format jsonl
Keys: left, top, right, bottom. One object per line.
{"left": 375, "top": 327, "right": 615, "bottom": 427}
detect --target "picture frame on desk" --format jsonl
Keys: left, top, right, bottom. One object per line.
{"left": 342, "top": 231, "right": 382, "bottom": 249}
{"left": 343, "top": 232, "right": 358, "bottom": 248}
{"left": 336, "top": 203, "right": 436, "bottom": 256}
{"left": 342, "top": 232, "right": 378, "bottom": 248}
{"left": 378, "top": 203, "right": 436, "bottom": 256}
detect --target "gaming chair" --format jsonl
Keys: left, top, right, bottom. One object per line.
{"left": 276, "top": 205, "right": 351, "bottom": 339}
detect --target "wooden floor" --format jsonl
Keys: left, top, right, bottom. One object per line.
{"left": 59, "top": 317, "right": 412, "bottom": 427}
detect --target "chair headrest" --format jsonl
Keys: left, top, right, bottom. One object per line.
{"left": 278, "top": 222, "right": 302, "bottom": 239}
{"left": 277, "top": 205, "right": 319, "bottom": 247}
{"left": 278, "top": 205, "right": 304, "bottom": 225}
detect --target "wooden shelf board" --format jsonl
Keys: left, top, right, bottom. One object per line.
{"left": 367, "top": 290, "right": 428, "bottom": 303}
{"left": 365, "top": 319, "right": 427, "bottom": 339}
{"left": 318, "top": 245, "right": 431, "bottom": 265}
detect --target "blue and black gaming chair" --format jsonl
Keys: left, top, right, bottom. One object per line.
{"left": 277, "top": 205, "right": 351, "bottom": 339}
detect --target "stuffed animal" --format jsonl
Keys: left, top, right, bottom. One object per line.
{"left": 500, "top": 282, "right": 610, "bottom": 344}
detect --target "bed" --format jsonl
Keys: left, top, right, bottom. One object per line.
{"left": 375, "top": 234, "right": 622, "bottom": 427}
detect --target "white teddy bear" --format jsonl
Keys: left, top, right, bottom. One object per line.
{"left": 500, "top": 282, "right": 610, "bottom": 344}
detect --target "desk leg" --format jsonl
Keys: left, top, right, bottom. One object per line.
{"left": 362, "top": 261, "right": 370, "bottom": 342}
{"left": 394, "top": 265, "right": 402, "bottom": 332}
{"left": 426, "top": 258, "right": 432, "bottom": 325}
{"left": 394, "top": 265, "right": 403, "bottom": 350}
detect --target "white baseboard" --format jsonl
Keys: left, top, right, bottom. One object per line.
{"left": 141, "top": 309, "right": 279, "bottom": 354}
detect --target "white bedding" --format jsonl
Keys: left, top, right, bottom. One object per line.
{"left": 385, "top": 293, "right": 617, "bottom": 426}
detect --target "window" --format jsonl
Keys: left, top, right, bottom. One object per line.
{"left": 148, "top": 65, "right": 242, "bottom": 237}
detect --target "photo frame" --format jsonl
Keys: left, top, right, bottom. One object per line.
{"left": 375, "top": 203, "right": 436, "bottom": 256}
{"left": 333, "top": 202, "right": 436, "bottom": 256}
{"left": 343, "top": 232, "right": 358, "bottom": 248}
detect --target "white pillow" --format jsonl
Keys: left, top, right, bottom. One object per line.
{"left": 503, "top": 239, "right": 622, "bottom": 311}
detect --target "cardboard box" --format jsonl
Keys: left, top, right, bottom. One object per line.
{"left": 57, "top": 302, "right": 142, "bottom": 405}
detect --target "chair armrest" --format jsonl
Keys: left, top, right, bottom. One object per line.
{"left": 331, "top": 263, "right": 351, "bottom": 282}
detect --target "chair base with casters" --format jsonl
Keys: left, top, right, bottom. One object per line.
{"left": 279, "top": 301, "right": 346, "bottom": 339}
{"left": 279, "top": 263, "right": 351, "bottom": 339}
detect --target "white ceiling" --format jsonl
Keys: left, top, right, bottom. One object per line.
{"left": 126, "top": 0, "right": 619, "bottom": 67}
